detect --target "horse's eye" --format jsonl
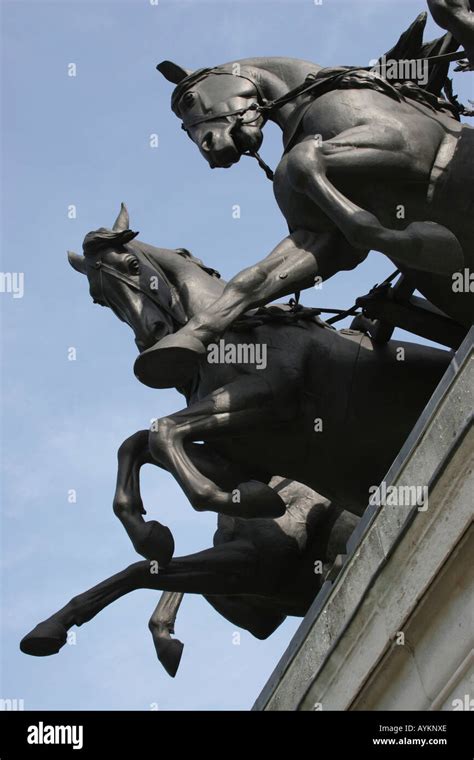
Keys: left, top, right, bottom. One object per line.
{"left": 127, "top": 257, "right": 140, "bottom": 275}
{"left": 182, "top": 91, "right": 195, "bottom": 109}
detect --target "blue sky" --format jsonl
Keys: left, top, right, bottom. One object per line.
{"left": 1, "top": 0, "right": 472, "bottom": 710}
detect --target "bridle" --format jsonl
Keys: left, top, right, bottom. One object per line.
{"left": 179, "top": 69, "right": 269, "bottom": 129}
{"left": 176, "top": 48, "right": 469, "bottom": 181}
{"left": 88, "top": 250, "right": 187, "bottom": 328}
{"left": 175, "top": 50, "right": 469, "bottom": 325}
{"left": 177, "top": 67, "right": 276, "bottom": 179}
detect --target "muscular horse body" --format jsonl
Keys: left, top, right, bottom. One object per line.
{"left": 20, "top": 205, "right": 450, "bottom": 674}
{"left": 20, "top": 3, "right": 473, "bottom": 678}
{"left": 149, "top": 13, "right": 473, "bottom": 387}
{"left": 63, "top": 207, "right": 451, "bottom": 533}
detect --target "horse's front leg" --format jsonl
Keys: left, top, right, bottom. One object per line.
{"left": 113, "top": 430, "right": 175, "bottom": 565}
{"left": 174, "top": 229, "right": 355, "bottom": 341}
{"left": 134, "top": 229, "right": 362, "bottom": 389}
{"left": 149, "top": 378, "right": 290, "bottom": 520}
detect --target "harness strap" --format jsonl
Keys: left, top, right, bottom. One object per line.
{"left": 183, "top": 101, "right": 261, "bottom": 130}
{"left": 178, "top": 49, "right": 469, "bottom": 180}
{"left": 324, "top": 269, "right": 400, "bottom": 325}
{"left": 93, "top": 259, "right": 186, "bottom": 327}
{"left": 180, "top": 50, "right": 468, "bottom": 130}
{"left": 181, "top": 68, "right": 268, "bottom": 130}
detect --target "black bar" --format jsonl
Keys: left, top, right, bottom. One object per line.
{"left": 1, "top": 710, "right": 472, "bottom": 757}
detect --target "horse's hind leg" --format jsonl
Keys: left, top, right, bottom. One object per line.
{"left": 148, "top": 592, "right": 184, "bottom": 678}
{"left": 149, "top": 586, "right": 286, "bottom": 679}
{"left": 20, "top": 541, "right": 261, "bottom": 658}
{"left": 287, "top": 130, "right": 465, "bottom": 277}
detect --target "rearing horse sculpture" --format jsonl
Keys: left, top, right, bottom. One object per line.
{"left": 62, "top": 206, "right": 450, "bottom": 539}
{"left": 145, "top": 11, "right": 473, "bottom": 390}
{"left": 20, "top": 204, "right": 449, "bottom": 674}
{"left": 18, "top": 5, "right": 473, "bottom": 684}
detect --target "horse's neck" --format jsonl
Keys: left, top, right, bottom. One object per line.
{"left": 130, "top": 240, "right": 225, "bottom": 321}
{"left": 232, "top": 57, "right": 323, "bottom": 129}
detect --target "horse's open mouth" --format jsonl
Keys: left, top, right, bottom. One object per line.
{"left": 205, "top": 125, "right": 256, "bottom": 168}
{"left": 207, "top": 144, "right": 240, "bottom": 169}
{"left": 230, "top": 124, "right": 264, "bottom": 162}
{"left": 231, "top": 127, "right": 251, "bottom": 157}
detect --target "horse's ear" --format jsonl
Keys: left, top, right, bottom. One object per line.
{"left": 156, "top": 60, "right": 193, "bottom": 84}
{"left": 67, "top": 250, "right": 87, "bottom": 275}
{"left": 112, "top": 202, "right": 129, "bottom": 232}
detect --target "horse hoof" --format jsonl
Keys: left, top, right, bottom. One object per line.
{"left": 237, "top": 480, "right": 287, "bottom": 518}
{"left": 133, "top": 520, "right": 175, "bottom": 566}
{"left": 20, "top": 619, "right": 68, "bottom": 657}
{"left": 152, "top": 636, "right": 184, "bottom": 678}
{"left": 403, "top": 222, "right": 464, "bottom": 276}
{"left": 134, "top": 333, "right": 206, "bottom": 389}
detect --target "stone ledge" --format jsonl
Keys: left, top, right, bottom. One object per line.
{"left": 254, "top": 328, "right": 473, "bottom": 711}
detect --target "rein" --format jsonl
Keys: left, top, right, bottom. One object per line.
{"left": 231, "top": 269, "right": 400, "bottom": 331}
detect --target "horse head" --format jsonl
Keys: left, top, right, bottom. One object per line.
{"left": 67, "top": 204, "right": 184, "bottom": 353}
{"left": 157, "top": 60, "right": 265, "bottom": 168}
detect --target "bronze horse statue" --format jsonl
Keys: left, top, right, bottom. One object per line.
{"left": 21, "top": 205, "right": 450, "bottom": 674}
{"left": 146, "top": 11, "right": 473, "bottom": 389}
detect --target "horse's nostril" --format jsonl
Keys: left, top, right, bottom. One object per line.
{"left": 201, "top": 132, "right": 213, "bottom": 152}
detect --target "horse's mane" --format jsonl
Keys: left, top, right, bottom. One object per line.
{"left": 82, "top": 226, "right": 138, "bottom": 255}
{"left": 232, "top": 303, "right": 334, "bottom": 333}
{"left": 131, "top": 239, "right": 221, "bottom": 280}
{"left": 173, "top": 247, "right": 221, "bottom": 279}
{"left": 82, "top": 227, "right": 222, "bottom": 280}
